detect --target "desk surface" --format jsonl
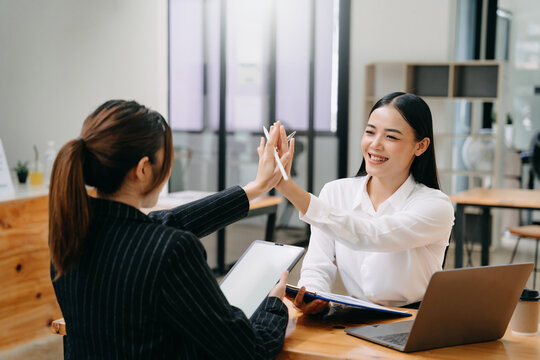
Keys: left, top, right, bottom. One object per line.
{"left": 51, "top": 300, "right": 540, "bottom": 359}
{"left": 449, "top": 187, "right": 540, "bottom": 267}
{"left": 249, "top": 195, "right": 282, "bottom": 210}
{"left": 450, "top": 188, "right": 540, "bottom": 209}
{"left": 278, "top": 299, "right": 540, "bottom": 360}
{"left": 0, "top": 182, "right": 48, "bottom": 203}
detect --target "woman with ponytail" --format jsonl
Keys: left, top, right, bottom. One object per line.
{"left": 49, "top": 100, "right": 292, "bottom": 359}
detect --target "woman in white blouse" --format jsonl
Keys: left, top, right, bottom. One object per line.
{"left": 275, "top": 92, "right": 455, "bottom": 313}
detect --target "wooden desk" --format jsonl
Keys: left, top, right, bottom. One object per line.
{"left": 52, "top": 301, "right": 540, "bottom": 359}
{"left": 450, "top": 188, "right": 540, "bottom": 268}
{"left": 278, "top": 299, "right": 540, "bottom": 359}
{"left": 144, "top": 191, "right": 282, "bottom": 275}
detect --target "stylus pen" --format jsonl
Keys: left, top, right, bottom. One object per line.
{"left": 263, "top": 126, "right": 288, "bottom": 181}
{"left": 287, "top": 131, "right": 296, "bottom": 142}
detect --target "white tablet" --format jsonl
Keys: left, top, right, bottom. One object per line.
{"left": 219, "top": 240, "right": 305, "bottom": 318}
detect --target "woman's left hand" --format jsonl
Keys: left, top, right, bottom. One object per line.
{"left": 286, "top": 286, "right": 329, "bottom": 315}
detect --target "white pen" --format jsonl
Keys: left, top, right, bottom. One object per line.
{"left": 287, "top": 130, "right": 296, "bottom": 142}
{"left": 263, "top": 126, "right": 289, "bottom": 181}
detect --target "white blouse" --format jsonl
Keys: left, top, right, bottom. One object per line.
{"left": 297, "top": 175, "right": 455, "bottom": 307}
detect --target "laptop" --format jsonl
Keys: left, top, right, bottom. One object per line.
{"left": 219, "top": 240, "right": 304, "bottom": 318}
{"left": 345, "top": 263, "right": 534, "bottom": 352}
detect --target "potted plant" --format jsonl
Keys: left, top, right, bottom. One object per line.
{"left": 13, "top": 161, "right": 29, "bottom": 184}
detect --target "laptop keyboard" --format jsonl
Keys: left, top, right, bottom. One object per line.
{"left": 375, "top": 332, "right": 409, "bottom": 347}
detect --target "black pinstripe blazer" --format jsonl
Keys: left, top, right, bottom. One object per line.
{"left": 51, "top": 186, "right": 288, "bottom": 359}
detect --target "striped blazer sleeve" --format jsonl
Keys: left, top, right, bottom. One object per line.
{"left": 160, "top": 230, "right": 288, "bottom": 360}
{"left": 148, "top": 186, "right": 249, "bottom": 238}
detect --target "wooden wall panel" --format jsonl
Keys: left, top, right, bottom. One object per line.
{"left": 0, "top": 195, "right": 49, "bottom": 229}
{"left": 0, "top": 299, "right": 61, "bottom": 348}
{"left": 0, "top": 195, "right": 62, "bottom": 350}
{"left": 0, "top": 248, "right": 52, "bottom": 288}
{"left": 0, "top": 224, "right": 49, "bottom": 258}
{"left": 0, "top": 275, "right": 56, "bottom": 313}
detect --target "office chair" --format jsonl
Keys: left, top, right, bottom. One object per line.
{"left": 403, "top": 235, "right": 452, "bottom": 310}
{"left": 508, "top": 225, "right": 539, "bottom": 289}
{"left": 508, "top": 132, "right": 540, "bottom": 289}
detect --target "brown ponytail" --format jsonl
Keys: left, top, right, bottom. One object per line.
{"left": 49, "top": 100, "right": 173, "bottom": 279}
{"left": 49, "top": 139, "right": 90, "bottom": 280}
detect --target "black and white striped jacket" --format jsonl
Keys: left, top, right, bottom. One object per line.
{"left": 51, "top": 186, "right": 288, "bottom": 359}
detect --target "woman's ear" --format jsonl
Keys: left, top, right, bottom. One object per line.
{"left": 415, "top": 137, "right": 430, "bottom": 157}
{"left": 133, "top": 156, "right": 152, "bottom": 182}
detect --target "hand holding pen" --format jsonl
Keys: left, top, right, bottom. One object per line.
{"left": 277, "top": 124, "right": 295, "bottom": 182}
{"left": 244, "top": 122, "right": 291, "bottom": 201}
{"left": 262, "top": 124, "right": 295, "bottom": 182}
{"left": 245, "top": 121, "right": 293, "bottom": 199}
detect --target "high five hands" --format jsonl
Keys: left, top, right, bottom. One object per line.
{"left": 243, "top": 121, "right": 295, "bottom": 202}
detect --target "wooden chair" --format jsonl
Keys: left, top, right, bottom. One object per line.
{"left": 508, "top": 133, "right": 540, "bottom": 289}
{"left": 51, "top": 317, "right": 66, "bottom": 335}
{"left": 508, "top": 225, "right": 540, "bottom": 289}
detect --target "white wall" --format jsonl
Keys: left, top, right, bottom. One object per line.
{"left": 0, "top": 0, "right": 457, "bottom": 187}
{"left": 347, "top": 0, "right": 456, "bottom": 175}
{"left": 0, "top": 0, "right": 168, "bottom": 171}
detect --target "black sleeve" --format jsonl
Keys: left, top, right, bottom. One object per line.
{"left": 159, "top": 231, "right": 288, "bottom": 360}
{"left": 147, "top": 186, "right": 249, "bottom": 238}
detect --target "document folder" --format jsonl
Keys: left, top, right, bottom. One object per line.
{"left": 286, "top": 285, "right": 412, "bottom": 317}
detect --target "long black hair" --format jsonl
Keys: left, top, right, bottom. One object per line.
{"left": 356, "top": 92, "right": 440, "bottom": 190}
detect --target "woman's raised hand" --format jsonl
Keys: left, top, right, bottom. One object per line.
{"left": 243, "top": 121, "right": 291, "bottom": 201}
{"left": 275, "top": 125, "right": 295, "bottom": 192}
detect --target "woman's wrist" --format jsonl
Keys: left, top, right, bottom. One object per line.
{"left": 276, "top": 179, "right": 311, "bottom": 215}
{"left": 242, "top": 181, "right": 266, "bottom": 202}
{"left": 275, "top": 177, "right": 292, "bottom": 195}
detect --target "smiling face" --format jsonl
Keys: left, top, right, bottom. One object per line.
{"left": 361, "top": 105, "right": 429, "bottom": 185}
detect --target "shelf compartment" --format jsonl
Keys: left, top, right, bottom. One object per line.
{"left": 371, "top": 63, "right": 407, "bottom": 98}
{"left": 452, "top": 64, "right": 499, "bottom": 98}
{"left": 406, "top": 65, "right": 450, "bottom": 97}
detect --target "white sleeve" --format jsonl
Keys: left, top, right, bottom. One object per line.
{"left": 299, "top": 191, "right": 454, "bottom": 253}
{"left": 297, "top": 224, "right": 337, "bottom": 293}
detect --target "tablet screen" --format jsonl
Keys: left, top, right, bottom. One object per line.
{"left": 219, "top": 240, "right": 304, "bottom": 318}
